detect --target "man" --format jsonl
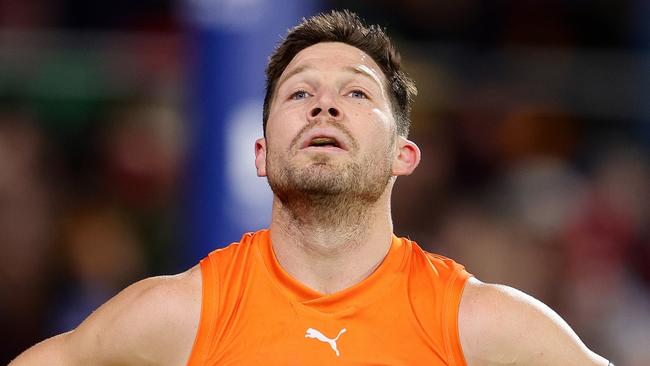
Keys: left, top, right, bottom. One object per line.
{"left": 12, "top": 10, "right": 612, "bottom": 366}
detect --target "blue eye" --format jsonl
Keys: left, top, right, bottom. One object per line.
{"left": 349, "top": 90, "right": 367, "bottom": 99}
{"left": 290, "top": 90, "right": 310, "bottom": 100}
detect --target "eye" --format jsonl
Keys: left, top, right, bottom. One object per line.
{"left": 348, "top": 89, "right": 368, "bottom": 99}
{"left": 290, "top": 90, "right": 311, "bottom": 100}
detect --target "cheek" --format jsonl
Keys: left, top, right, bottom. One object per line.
{"left": 371, "top": 108, "right": 393, "bottom": 130}
{"left": 266, "top": 114, "right": 300, "bottom": 147}
{"left": 370, "top": 110, "right": 396, "bottom": 152}
{"left": 346, "top": 107, "right": 393, "bottom": 148}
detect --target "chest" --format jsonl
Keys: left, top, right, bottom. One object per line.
{"left": 207, "top": 287, "right": 451, "bottom": 365}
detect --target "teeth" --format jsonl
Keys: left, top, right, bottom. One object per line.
{"left": 310, "top": 137, "right": 338, "bottom": 147}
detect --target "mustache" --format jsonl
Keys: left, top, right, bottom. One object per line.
{"left": 289, "top": 121, "right": 358, "bottom": 152}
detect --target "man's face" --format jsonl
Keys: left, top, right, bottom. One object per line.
{"left": 256, "top": 42, "right": 412, "bottom": 203}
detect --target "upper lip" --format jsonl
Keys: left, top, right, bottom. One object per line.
{"left": 299, "top": 128, "right": 349, "bottom": 151}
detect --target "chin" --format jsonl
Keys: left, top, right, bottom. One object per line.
{"left": 295, "top": 166, "right": 349, "bottom": 191}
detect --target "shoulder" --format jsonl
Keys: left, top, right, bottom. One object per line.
{"left": 411, "top": 245, "right": 471, "bottom": 292}
{"left": 407, "top": 238, "right": 469, "bottom": 275}
{"left": 205, "top": 230, "right": 264, "bottom": 265}
{"left": 66, "top": 265, "right": 202, "bottom": 365}
{"left": 458, "top": 277, "right": 609, "bottom": 366}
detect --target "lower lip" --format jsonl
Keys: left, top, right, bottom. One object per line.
{"left": 301, "top": 146, "right": 347, "bottom": 153}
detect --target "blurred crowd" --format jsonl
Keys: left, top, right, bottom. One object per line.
{"left": 0, "top": 0, "right": 648, "bottom": 365}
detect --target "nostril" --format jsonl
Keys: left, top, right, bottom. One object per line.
{"left": 310, "top": 107, "right": 322, "bottom": 117}
{"left": 328, "top": 108, "right": 339, "bottom": 117}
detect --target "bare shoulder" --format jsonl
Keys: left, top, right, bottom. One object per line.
{"left": 12, "top": 265, "right": 202, "bottom": 366}
{"left": 75, "top": 265, "right": 203, "bottom": 365}
{"left": 458, "top": 277, "right": 609, "bottom": 366}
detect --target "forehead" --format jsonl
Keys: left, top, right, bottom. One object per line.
{"left": 280, "top": 42, "right": 386, "bottom": 86}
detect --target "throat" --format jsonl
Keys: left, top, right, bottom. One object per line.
{"left": 279, "top": 192, "right": 374, "bottom": 251}
{"left": 269, "top": 193, "right": 394, "bottom": 294}
{"left": 267, "top": 159, "right": 396, "bottom": 293}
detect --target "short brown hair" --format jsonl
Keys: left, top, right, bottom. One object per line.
{"left": 263, "top": 10, "right": 417, "bottom": 137}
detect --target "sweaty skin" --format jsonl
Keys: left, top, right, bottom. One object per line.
{"left": 10, "top": 42, "right": 610, "bottom": 366}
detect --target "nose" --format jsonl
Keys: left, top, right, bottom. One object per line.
{"left": 307, "top": 92, "right": 343, "bottom": 122}
{"left": 309, "top": 107, "right": 340, "bottom": 118}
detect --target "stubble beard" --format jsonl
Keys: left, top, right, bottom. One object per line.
{"left": 266, "top": 145, "right": 393, "bottom": 231}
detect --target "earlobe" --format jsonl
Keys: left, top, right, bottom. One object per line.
{"left": 392, "top": 137, "right": 421, "bottom": 176}
{"left": 254, "top": 138, "right": 267, "bottom": 177}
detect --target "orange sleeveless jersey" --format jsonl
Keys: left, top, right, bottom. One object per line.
{"left": 187, "top": 229, "right": 471, "bottom": 365}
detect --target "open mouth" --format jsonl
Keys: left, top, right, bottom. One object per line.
{"left": 298, "top": 129, "right": 350, "bottom": 152}
{"left": 308, "top": 136, "right": 341, "bottom": 148}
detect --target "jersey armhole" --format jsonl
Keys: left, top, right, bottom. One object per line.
{"left": 442, "top": 268, "right": 472, "bottom": 366}
{"left": 186, "top": 255, "right": 220, "bottom": 366}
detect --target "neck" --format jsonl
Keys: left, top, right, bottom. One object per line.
{"left": 269, "top": 188, "right": 394, "bottom": 294}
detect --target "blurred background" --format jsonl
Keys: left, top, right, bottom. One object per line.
{"left": 0, "top": 0, "right": 648, "bottom": 364}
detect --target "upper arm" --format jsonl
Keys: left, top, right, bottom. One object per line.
{"left": 458, "top": 277, "right": 610, "bottom": 366}
{"left": 10, "top": 266, "right": 202, "bottom": 366}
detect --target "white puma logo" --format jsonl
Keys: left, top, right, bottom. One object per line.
{"left": 305, "top": 327, "right": 347, "bottom": 357}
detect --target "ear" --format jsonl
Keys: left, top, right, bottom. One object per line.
{"left": 392, "top": 136, "right": 421, "bottom": 176}
{"left": 254, "top": 138, "right": 267, "bottom": 177}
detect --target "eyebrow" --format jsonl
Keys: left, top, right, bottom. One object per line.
{"left": 276, "top": 65, "right": 312, "bottom": 91}
{"left": 276, "top": 64, "right": 384, "bottom": 92}
{"left": 343, "top": 65, "right": 384, "bottom": 90}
